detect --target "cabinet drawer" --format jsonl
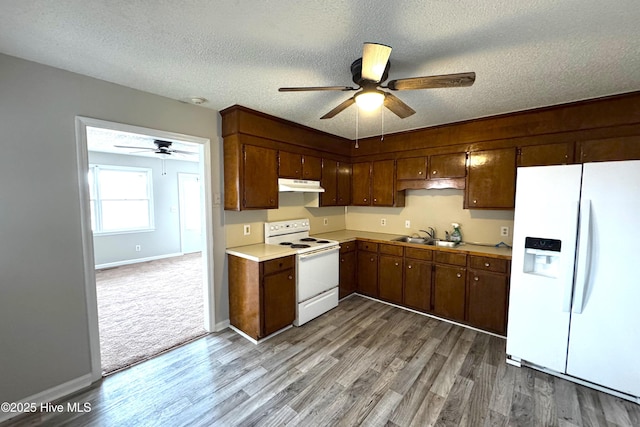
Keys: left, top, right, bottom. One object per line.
{"left": 434, "top": 251, "right": 467, "bottom": 266}
{"left": 405, "top": 247, "right": 433, "bottom": 261}
{"left": 379, "top": 244, "right": 403, "bottom": 256}
{"left": 468, "top": 256, "right": 508, "bottom": 273}
{"left": 340, "top": 241, "right": 356, "bottom": 253}
{"left": 263, "top": 255, "right": 295, "bottom": 276}
{"left": 357, "top": 241, "right": 379, "bottom": 253}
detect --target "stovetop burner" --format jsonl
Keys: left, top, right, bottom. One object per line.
{"left": 290, "top": 244, "right": 311, "bottom": 249}
{"left": 279, "top": 242, "right": 292, "bottom": 246}
{"left": 300, "top": 237, "right": 317, "bottom": 242}
{"left": 316, "top": 240, "right": 330, "bottom": 244}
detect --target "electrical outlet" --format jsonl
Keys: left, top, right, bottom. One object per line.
{"left": 135, "top": 245, "right": 141, "bottom": 252}
{"left": 380, "top": 218, "right": 387, "bottom": 226}
{"left": 323, "top": 218, "right": 328, "bottom": 226}
{"left": 243, "top": 224, "right": 251, "bottom": 236}
{"left": 405, "top": 220, "right": 411, "bottom": 228}
{"left": 501, "top": 226, "right": 509, "bottom": 237}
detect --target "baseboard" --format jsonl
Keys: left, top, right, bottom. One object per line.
{"left": 95, "top": 252, "right": 184, "bottom": 270}
{"left": 0, "top": 373, "right": 93, "bottom": 423}
{"left": 215, "top": 319, "right": 230, "bottom": 332}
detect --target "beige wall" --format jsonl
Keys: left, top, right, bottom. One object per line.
{"left": 346, "top": 189, "right": 515, "bottom": 245}
{"left": 225, "top": 192, "right": 346, "bottom": 247}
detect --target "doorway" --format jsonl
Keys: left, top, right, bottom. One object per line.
{"left": 75, "top": 117, "right": 214, "bottom": 379}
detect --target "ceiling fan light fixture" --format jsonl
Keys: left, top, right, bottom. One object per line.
{"left": 355, "top": 90, "right": 385, "bottom": 111}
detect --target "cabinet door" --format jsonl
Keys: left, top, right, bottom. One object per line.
{"left": 378, "top": 255, "right": 403, "bottom": 304}
{"left": 339, "top": 250, "right": 356, "bottom": 298}
{"left": 517, "top": 143, "right": 574, "bottom": 167}
{"left": 357, "top": 250, "right": 378, "bottom": 297}
{"left": 404, "top": 259, "right": 432, "bottom": 312}
{"left": 579, "top": 136, "right": 640, "bottom": 163}
{"left": 467, "top": 270, "right": 508, "bottom": 335}
{"left": 352, "top": 163, "right": 372, "bottom": 206}
{"left": 337, "top": 162, "right": 352, "bottom": 206}
{"left": 279, "top": 151, "right": 302, "bottom": 178}
{"left": 397, "top": 157, "right": 427, "bottom": 180}
{"left": 433, "top": 264, "right": 466, "bottom": 322}
{"left": 244, "top": 145, "right": 278, "bottom": 209}
{"left": 320, "top": 158, "right": 338, "bottom": 206}
{"left": 372, "top": 160, "right": 395, "bottom": 206}
{"left": 466, "top": 147, "right": 516, "bottom": 209}
{"left": 262, "top": 268, "right": 296, "bottom": 337}
{"left": 430, "top": 153, "right": 466, "bottom": 179}
{"left": 303, "top": 155, "right": 322, "bottom": 180}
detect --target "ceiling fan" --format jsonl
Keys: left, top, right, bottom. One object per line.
{"left": 279, "top": 43, "right": 475, "bottom": 119}
{"left": 115, "top": 140, "right": 196, "bottom": 157}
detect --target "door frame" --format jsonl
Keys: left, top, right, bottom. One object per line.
{"left": 177, "top": 172, "right": 203, "bottom": 254}
{"left": 75, "top": 116, "right": 215, "bottom": 382}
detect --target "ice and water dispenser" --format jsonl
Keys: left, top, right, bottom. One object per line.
{"left": 523, "top": 237, "right": 562, "bottom": 278}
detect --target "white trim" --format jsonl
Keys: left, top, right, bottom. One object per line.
{"left": 0, "top": 374, "right": 92, "bottom": 423}
{"left": 95, "top": 252, "right": 184, "bottom": 270}
{"left": 215, "top": 319, "right": 230, "bottom": 332}
{"left": 75, "top": 116, "right": 215, "bottom": 381}
{"left": 229, "top": 324, "right": 293, "bottom": 345}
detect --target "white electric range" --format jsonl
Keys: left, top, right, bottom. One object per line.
{"left": 264, "top": 219, "right": 340, "bottom": 326}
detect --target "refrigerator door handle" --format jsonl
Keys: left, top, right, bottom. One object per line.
{"left": 573, "top": 199, "right": 591, "bottom": 314}
{"left": 562, "top": 201, "right": 581, "bottom": 313}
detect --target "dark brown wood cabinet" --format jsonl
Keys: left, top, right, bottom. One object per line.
{"left": 243, "top": 144, "right": 278, "bottom": 209}
{"left": 337, "top": 162, "right": 352, "bottom": 206}
{"left": 579, "top": 136, "right": 640, "bottom": 163}
{"left": 517, "top": 142, "right": 574, "bottom": 167}
{"left": 432, "top": 251, "right": 467, "bottom": 322}
{"left": 430, "top": 152, "right": 466, "bottom": 179}
{"left": 356, "top": 241, "right": 378, "bottom": 297}
{"left": 339, "top": 241, "right": 356, "bottom": 298}
{"left": 320, "top": 158, "right": 338, "bottom": 206}
{"left": 403, "top": 248, "right": 433, "bottom": 312}
{"left": 466, "top": 256, "right": 510, "bottom": 335}
{"left": 378, "top": 244, "right": 404, "bottom": 305}
{"left": 352, "top": 162, "right": 372, "bottom": 205}
{"left": 228, "top": 255, "right": 295, "bottom": 340}
{"left": 352, "top": 160, "right": 405, "bottom": 207}
{"left": 465, "top": 147, "right": 516, "bottom": 209}
{"left": 303, "top": 155, "right": 322, "bottom": 180}
{"left": 278, "top": 151, "right": 303, "bottom": 178}
{"left": 397, "top": 157, "right": 427, "bottom": 180}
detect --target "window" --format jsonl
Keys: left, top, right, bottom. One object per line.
{"left": 89, "top": 165, "right": 154, "bottom": 234}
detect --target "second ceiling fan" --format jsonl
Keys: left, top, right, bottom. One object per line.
{"left": 279, "top": 43, "right": 475, "bottom": 119}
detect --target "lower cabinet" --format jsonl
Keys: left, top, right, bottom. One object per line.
{"left": 403, "top": 248, "right": 433, "bottom": 312}
{"left": 433, "top": 264, "right": 467, "bottom": 322}
{"left": 378, "top": 254, "right": 403, "bottom": 305}
{"left": 228, "top": 254, "right": 296, "bottom": 340}
{"left": 357, "top": 241, "right": 379, "bottom": 297}
{"left": 339, "top": 241, "right": 356, "bottom": 298}
{"left": 466, "top": 256, "right": 510, "bottom": 335}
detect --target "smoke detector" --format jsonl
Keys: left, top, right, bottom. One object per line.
{"left": 190, "top": 97, "right": 207, "bottom": 105}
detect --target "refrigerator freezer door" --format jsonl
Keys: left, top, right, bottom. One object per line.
{"left": 506, "top": 164, "right": 582, "bottom": 373}
{"left": 566, "top": 160, "right": 640, "bottom": 397}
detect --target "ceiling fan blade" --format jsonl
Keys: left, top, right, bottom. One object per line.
{"left": 171, "top": 149, "right": 198, "bottom": 155}
{"left": 320, "top": 97, "right": 356, "bottom": 119}
{"left": 114, "top": 144, "right": 154, "bottom": 150}
{"left": 387, "top": 72, "right": 476, "bottom": 91}
{"left": 279, "top": 86, "right": 356, "bottom": 92}
{"left": 361, "top": 43, "right": 392, "bottom": 82}
{"left": 384, "top": 93, "right": 416, "bottom": 119}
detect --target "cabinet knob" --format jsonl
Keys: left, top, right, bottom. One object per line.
{"left": 418, "top": 171, "right": 423, "bottom": 175}
{"left": 473, "top": 199, "right": 477, "bottom": 204}
{"left": 408, "top": 265, "right": 412, "bottom": 269}
{"left": 395, "top": 262, "right": 399, "bottom": 266}
{"left": 484, "top": 262, "right": 490, "bottom": 267}
{"left": 373, "top": 198, "right": 377, "bottom": 202}
{"left": 341, "top": 258, "right": 345, "bottom": 262}
{"left": 474, "top": 276, "right": 479, "bottom": 281}
{"left": 363, "top": 198, "right": 367, "bottom": 202}
{"left": 456, "top": 273, "right": 462, "bottom": 278}
{"left": 432, "top": 170, "right": 437, "bottom": 175}
{"left": 288, "top": 275, "right": 293, "bottom": 280}
{"left": 370, "top": 258, "right": 375, "bottom": 262}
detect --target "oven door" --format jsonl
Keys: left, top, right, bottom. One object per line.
{"left": 296, "top": 246, "right": 339, "bottom": 302}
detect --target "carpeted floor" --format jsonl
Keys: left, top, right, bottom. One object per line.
{"left": 96, "top": 252, "right": 207, "bottom": 374}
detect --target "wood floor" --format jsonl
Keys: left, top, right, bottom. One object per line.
{"left": 4, "top": 296, "right": 638, "bottom": 426}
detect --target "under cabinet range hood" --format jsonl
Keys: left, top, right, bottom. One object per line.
{"left": 278, "top": 178, "right": 325, "bottom": 193}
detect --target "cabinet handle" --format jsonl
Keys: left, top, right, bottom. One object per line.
{"left": 456, "top": 273, "right": 462, "bottom": 278}
{"left": 373, "top": 198, "right": 377, "bottom": 202}
{"left": 341, "top": 258, "right": 345, "bottom": 262}
{"left": 363, "top": 198, "right": 367, "bottom": 202}
{"left": 474, "top": 276, "right": 479, "bottom": 281}
{"left": 484, "top": 262, "right": 490, "bottom": 267}
{"left": 395, "top": 262, "right": 399, "bottom": 266}
{"left": 408, "top": 265, "right": 412, "bottom": 269}
{"left": 473, "top": 199, "right": 477, "bottom": 204}
{"left": 288, "top": 275, "right": 293, "bottom": 280}
{"left": 418, "top": 171, "right": 423, "bottom": 175}
{"left": 370, "top": 258, "right": 375, "bottom": 262}
{"left": 432, "top": 170, "right": 437, "bottom": 175}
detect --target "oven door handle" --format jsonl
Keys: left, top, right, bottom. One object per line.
{"left": 297, "top": 246, "right": 340, "bottom": 260}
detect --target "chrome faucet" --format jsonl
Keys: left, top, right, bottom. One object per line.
{"left": 419, "top": 227, "right": 436, "bottom": 240}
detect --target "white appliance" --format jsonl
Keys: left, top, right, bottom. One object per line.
{"left": 264, "top": 218, "right": 339, "bottom": 326}
{"left": 506, "top": 161, "right": 640, "bottom": 402}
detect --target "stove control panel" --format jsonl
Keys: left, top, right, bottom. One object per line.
{"left": 264, "top": 218, "right": 310, "bottom": 238}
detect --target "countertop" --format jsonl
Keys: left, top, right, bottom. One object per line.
{"left": 226, "top": 229, "right": 512, "bottom": 262}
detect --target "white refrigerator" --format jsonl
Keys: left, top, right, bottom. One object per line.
{"left": 506, "top": 160, "right": 640, "bottom": 402}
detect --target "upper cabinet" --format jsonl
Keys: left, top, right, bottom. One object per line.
{"left": 303, "top": 155, "right": 322, "bottom": 180}
{"left": 279, "top": 151, "right": 322, "bottom": 180}
{"left": 337, "top": 162, "right": 352, "bottom": 206}
{"left": 396, "top": 157, "right": 427, "bottom": 180}
{"left": 224, "top": 138, "right": 278, "bottom": 211}
{"left": 430, "top": 153, "right": 466, "bottom": 179}
{"left": 396, "top": 152, "right": 466, "bottom": 191}
{"left": 578, "top": 136, "right": 640, "bottom": 163}
{"left": 321, "top": 159, "right": 351, "bottom": 206}
{"left": 352, "top": 160, "right": 405, "bottom": 207}
{"left": 465, "top": 148, "right": 516, "bottom": 209}
{"left": 517, "top": 142, "right": 574, "bottom": 167}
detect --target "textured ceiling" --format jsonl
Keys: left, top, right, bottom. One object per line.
{"left": 1, "top": 1, "right": 639, "bottom": 139}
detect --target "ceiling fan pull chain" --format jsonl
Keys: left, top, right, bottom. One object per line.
{"left": 381, "top": 106, "right": 384, "bottom": 141}
{"left": 355, "top": 107, "right": 359, "bottom": 149}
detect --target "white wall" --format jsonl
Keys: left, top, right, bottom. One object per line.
{"left": 89, "top": 151, "right": 199, "bottom": 266}
{"left": 0, "top": 53, "right": 225, "bottom": 407}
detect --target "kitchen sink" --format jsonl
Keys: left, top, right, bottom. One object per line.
{"left": 391, "top": 236, "right": 460, "bottom": 247}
